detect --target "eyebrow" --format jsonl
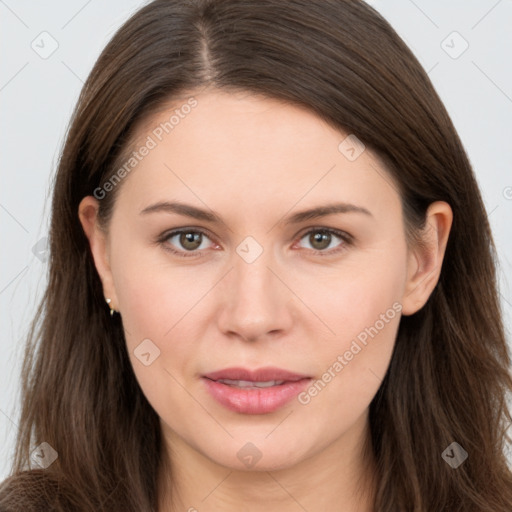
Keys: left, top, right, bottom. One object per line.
{"left": 139, "top": 201, "right": 373, "bottom": 224}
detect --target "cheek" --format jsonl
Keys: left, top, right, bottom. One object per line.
{"left": 109, "top": 242, "right": 220, "bottom": 395}
{"left": 110, "top": 254, "right": 200, "bottom": 419}
{"left": 297, "top": 242, "right": 407, "bottom": 341}
{"left": 295, "top": 274, "right": 401, "bottom": 437}
{"left": 294, "top": 246, "right": 406, "bottom": 405}
{"left": 111, "top": 241, "right": 202, "bottom": 338}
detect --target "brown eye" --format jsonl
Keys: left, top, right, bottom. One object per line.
{"left": 296, "top": 228, "right": 351, "bottom": 255}
{"left": 160, "top": 229, "right": 215, "bottom": 256}
{"left": 179, "top": 231, "right": 203, "bottom": 251}
{"left": 309, "top": 231, "right": 332, "bottom": 250}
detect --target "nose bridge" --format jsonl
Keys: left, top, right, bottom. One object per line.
{"left": 218, "top": 238, "right": 292, "bottom": 340}
{"left": 234, "top": 250, "right": 274, "bottom": 299}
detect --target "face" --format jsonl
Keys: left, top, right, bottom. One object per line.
{"left": 80, "top": 89, "right": 449, "bottom": 473}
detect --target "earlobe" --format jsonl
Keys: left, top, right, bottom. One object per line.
{"left": 401, "top": 201, "right": 453, "bottom": 316}
{"left": 78, "top": 196, "right": 119, "bottom": 311}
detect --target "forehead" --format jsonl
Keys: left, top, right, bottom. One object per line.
{"left": 114, "top": 90, "right": 402, "bottom": 221}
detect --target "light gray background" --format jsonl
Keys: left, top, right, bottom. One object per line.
{"left": 1, "top": 0, "right": 511, "bottom": 479}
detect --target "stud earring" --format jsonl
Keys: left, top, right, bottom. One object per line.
{"left": 105, "top": 298, "right": 117, "bottom": 316}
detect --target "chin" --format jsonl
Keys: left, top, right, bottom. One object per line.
{"left": 202, "top": 437, "right": 310, "bottom": 473}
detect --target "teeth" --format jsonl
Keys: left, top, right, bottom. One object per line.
{"left": 217, "top": 379, "right": 285, "bottom": 388}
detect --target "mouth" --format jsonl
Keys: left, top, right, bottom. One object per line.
{"left": 202, "top": 367, "right": 312, "bottom": 414}
{"left": 214, "top": 379, "right": 288, "bottom": 388}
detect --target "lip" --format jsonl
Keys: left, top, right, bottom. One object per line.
{"left": 202, "top": 366, "right": 312, "bottom": 414}
{"left": 203, "top": 366, "right": 310, "bottom": 382}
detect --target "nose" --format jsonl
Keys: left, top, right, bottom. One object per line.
{"left": 217, "top": 246, "right": 294, "bottom": 343}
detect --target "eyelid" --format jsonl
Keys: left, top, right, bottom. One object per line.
{"left": 156, "top": 227, "right": 218, "bottom": 258}
{"left": 294, "top": 225, "right": 353, "bottom": 242}
{"left": 292, "top": 226, "right": 353, "bottom": 256}
{"left": 157, "top": 226, "right": 353, "bottom": 258}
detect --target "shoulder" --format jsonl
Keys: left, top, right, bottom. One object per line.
{"left": 0, "top": 470, "right": 72, "bottom": 511}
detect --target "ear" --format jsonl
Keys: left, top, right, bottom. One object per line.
{"left": 401, "top": 201, "right": 453, "bottom": 316}
{"left": 78, "top": 196, "right": 118, "bottom": 311}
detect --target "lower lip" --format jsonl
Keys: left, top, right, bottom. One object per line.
{"left": 202, "top": 377, "right": 311, "bottom": 414}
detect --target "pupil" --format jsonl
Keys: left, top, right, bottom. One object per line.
{"left": 181, "top": 232, "right": 201, "bottom": 250}
{"left": 311, "top": 231, "right": 330, "bottom": 250}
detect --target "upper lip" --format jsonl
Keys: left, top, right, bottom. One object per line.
{"left": 202, "top": 366, "right": 311, "bottom": 382}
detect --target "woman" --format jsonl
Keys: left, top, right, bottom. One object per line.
{"left": 1, "top": 0, "right": 511, "bottom": 510}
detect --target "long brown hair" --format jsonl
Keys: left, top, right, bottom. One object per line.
{"left": 1, "top": 1, "right": 511, "bottom": 510}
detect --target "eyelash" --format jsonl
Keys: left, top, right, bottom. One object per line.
{"left": 156, "top": 227, "right": 353, "bottom": 259}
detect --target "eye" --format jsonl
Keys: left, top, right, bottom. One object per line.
{"left": 158, "top": 228, "right": 216, "bottom": 257}
{"left": 157, "top": 226, "right": 352, "bottom": 258}
{"left": 295, "top": 228, "right": 352, "bottom": 256}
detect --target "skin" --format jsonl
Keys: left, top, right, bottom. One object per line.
{"left": 79, "top": 89, "right": 452, "bottom": 512}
